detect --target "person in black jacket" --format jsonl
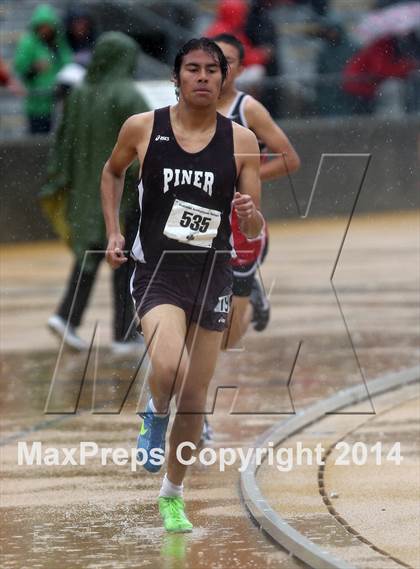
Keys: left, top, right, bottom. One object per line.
{"left": 245, "top": 0, "right": 281, "bottom": 116}
{"left": 64, "top": 6, "right": 96, "bottom": 67}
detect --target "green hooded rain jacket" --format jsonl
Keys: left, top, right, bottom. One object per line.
{"left": 14, "top": 4, "right": 72, "bottom": 118}
{"left": 40, "top": 32, "right": 149, "bottom": 269}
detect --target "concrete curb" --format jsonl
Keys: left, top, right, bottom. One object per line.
{"left": 240, "top": 366, "right": 420, "bottom": 569}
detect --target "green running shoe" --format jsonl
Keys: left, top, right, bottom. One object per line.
{"left": 158, "top": 496, "right": 193, "bottom": 533}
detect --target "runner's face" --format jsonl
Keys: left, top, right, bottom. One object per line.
{"left": 178, "top": 49, "right": 223, "bottom": 105}
{"left": 216, "top": 42, "right": 243, "bottom": 93}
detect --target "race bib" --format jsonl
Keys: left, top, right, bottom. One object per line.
{"left": 163, "top": 199, "right": 221, "bottom": 249}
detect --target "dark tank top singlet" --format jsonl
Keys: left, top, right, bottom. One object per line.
{"left": 227, "top": 91, "right": 266, "bottom": 154}
{"left": 132, "top": 106, "right": 237, "bottom": 268}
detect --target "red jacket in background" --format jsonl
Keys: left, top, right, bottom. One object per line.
{"left": 0, "top": 58, "right": 11, "bottom": 86}
{"left": 343, "top": 37, "right": 416, "bottom": 99}
{"left": 204, "top": 0, "right": 269, "bottom": 67}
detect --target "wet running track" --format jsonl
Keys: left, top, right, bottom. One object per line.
{"left": 1, "top": 212, "right": 419, "bottom": 568}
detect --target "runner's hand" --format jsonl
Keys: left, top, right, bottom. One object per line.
{"left": 233, "top": 191, "right": 256, "bottom": 219}
{"left": 106, "top": 233, "right": 127, "bottom": 269}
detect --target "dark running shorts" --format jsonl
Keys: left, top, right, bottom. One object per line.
{"left": 232, "top": 266, "right": 256, "bottom": 297}
{"left": 131, "top": 262, "right": 233, "bottom": 332}
{"left": 232, "top": 238, "right": 269, "bottom": 297}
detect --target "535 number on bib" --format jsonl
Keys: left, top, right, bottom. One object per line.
{"left": 164, "top": 199, "right": 221, "bottom": 249}
{"left": 179, "top": 211, "right": 211, "bottom": 233}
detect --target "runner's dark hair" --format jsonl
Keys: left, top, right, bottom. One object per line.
{"left": 173, "top": 37, "right": 229, "bottom": 83}
{"left": 211, "top": 33, "right": 245, "bottom": 63}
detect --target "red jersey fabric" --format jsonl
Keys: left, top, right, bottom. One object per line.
{"left": 231, "top": 207, "right": 267, "bottom": 267}
{"left": 226, "top": 91, "right": 269, "bottom": 268}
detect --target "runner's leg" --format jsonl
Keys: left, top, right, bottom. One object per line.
{"left": 141, "top": 304, "right": 189, "bottom": 413}
{"left": 222, "top": 295, "right": 252, "bottom": 349}
{"left": 167, "top": 323, "right": 224, "bottom": 485}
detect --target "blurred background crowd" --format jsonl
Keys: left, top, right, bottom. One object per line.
{"left": 1, "top": 0, "right": 419, "bottom": 137}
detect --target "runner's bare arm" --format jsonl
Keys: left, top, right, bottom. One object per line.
{"left": 101, "top": 114, "right": 144, "bottom": 268}
{"left": 233, "top": 125, "right": 264, "bottom": 239}
{"left": 246, "top": 97, "right": 300, "bottom": 181}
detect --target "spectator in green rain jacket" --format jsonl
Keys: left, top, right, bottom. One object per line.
{"left": 14, "top": 4, "right": 72, "bottom": 133}
{"left": 40, "top": 32, "right": 149, "bottom": 353}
